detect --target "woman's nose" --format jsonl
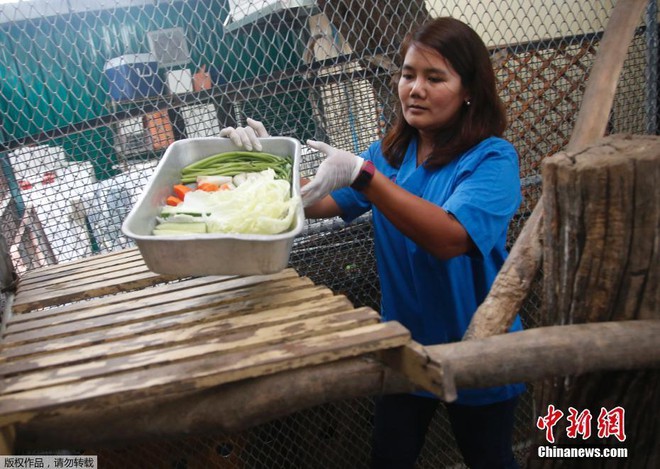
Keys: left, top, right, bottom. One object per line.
{"left": 409, "top": 79, "right": 425, "bottom": 97}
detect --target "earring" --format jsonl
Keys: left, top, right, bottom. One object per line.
{"left": 465, "top": 99, "right": 471, "bottom": 106}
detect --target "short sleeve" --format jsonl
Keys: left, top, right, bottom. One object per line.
{"left": 442, "top": 140, "right": 521, "bottom": 258}
{"left": 331, "top": 187, "right": 370, "bottom": 223}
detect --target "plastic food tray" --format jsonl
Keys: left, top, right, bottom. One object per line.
{"left": 122, "top": 137, "right": 304, "bottom": 276}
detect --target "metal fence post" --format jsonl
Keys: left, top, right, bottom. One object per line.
{"left": 0, "top": 152, "right": 24, "bottom": 219}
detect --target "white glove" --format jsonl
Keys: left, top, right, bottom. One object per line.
{"left": 301, "top": 140, "right": 364, "bottom": 207}
{"left": 218, "top": 118, "right": 269, "bottom": 151}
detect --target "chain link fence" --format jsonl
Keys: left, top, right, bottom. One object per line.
{"left": 1, "top": 0, "right": 657, "bottom": 467}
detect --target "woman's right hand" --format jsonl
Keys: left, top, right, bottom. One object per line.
{"left": 219, "top": 118, "right": 269, "bottom": 151}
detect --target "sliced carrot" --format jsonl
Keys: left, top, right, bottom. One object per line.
{"left": 197, "top": 182, "right": 220, "bottom": 192}
{"left": 166, "top": 195, "right": 183, "bottom": 206}
{"left": 173, "top": 184, "right": 192, "bottom": 200}
{"left": 219, "top": 183, "right": 233, "bottom": 191}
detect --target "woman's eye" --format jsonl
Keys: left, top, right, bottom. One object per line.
{"left": 401, "top": 73, "right": 413, "bottom": 80}
{"left": 428, "top": 76, "right": 443, "bottom": 83}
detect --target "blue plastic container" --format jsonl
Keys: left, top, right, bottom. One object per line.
{"left": 104, "top": 53, "right": 163, "bottom": 101}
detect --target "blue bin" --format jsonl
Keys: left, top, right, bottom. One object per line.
{"left": 104, "top": 53, "right": 163, "bottom": 101}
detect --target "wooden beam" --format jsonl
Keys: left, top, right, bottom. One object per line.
{"left": 567, "top": 0, "right": 650, "bottom": 150}
{"left": 431, "top": 320, "right": 660, "bottom": 389}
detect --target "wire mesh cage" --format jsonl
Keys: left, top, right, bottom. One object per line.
{"left": 1, "top": 0, "right": 658, "bottom": 467}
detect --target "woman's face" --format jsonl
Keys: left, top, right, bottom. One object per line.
{"left": 398, "top": 43, "right": 468, "bottom": 135}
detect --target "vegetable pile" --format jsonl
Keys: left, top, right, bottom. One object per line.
{"left": 153, "top": 151, "right": 300, "bottom": 236}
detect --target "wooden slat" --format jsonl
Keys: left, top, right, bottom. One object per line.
{"left": 11, "top": 270, "right": 178, "bottom": 314}
{"left": 0, "top": 321, "right": 410, "bottom": 427}
{"left": 1, "top": 307, "right": 380, "bottom": 394}
{"left": 16, "top": 251, "right": 146, "bottom": 291}
{"left": 16, "top": 261, "right": 161, "bottom": 300}
{"left": 17, "top": 248, "right": 142, "bottom": 284}
{"left": 1, "top": 279, "right": 329, "bottom": 351}
{"left": 7, "top": 269, "right": 298, "bottom": 326}
{"left": 1, "top": 295, "right": 355, "bottom": 377}
{"left": 16, "top": 258, "right": 153, "bottom": 296}
{"left": 15, "top": 259, "right": 161, "bottom": 298}
{"left": 4, "top": 270, "right": 301, "bottom": 335}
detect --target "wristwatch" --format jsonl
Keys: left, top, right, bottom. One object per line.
{"left": 350, "top": 160, "right": 375, "bottom": 191}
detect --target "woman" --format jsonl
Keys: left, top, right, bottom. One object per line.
{"left": 221, "top": 17, "right": 524, "bottom": 469}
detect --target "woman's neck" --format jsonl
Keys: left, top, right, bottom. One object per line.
{"left": 416, "top": 130, "right": 439, "bottom": 166}
{"left": 416, "top": 128, "right": 455, "bottom": 166}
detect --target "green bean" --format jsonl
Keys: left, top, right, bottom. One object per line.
{"left": 179, "top": 151, "right": 292, "bottom": 184}
{"left": 182, "top": 151, "right": 288, "bottom": 173}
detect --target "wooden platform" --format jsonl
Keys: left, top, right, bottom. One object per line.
{"left": 0, "top": 248, "right": 410, "bottom": 448}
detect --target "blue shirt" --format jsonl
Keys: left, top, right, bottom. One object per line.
{"left": 332, "top": 136, "right": 526, "bottom": 405}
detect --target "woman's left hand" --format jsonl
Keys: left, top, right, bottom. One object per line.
{"left": 301, "top": 140, "right": 364, "bottom": 207}
{"left": 218, "top": 118, "right": 269, "bottom": 151}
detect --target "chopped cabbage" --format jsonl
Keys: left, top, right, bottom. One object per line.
{"left": 157, "top": 169, "right": 300, "bottom": 235}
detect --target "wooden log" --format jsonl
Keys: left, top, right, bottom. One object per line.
{"left": 463, "top": 0, "right": 649, "bottom": 340}
{"left": 543, "top": 135, "right": 659, "bottom": 324}
{"left": 567, "top": 0, "right": 650, "bottom": 149}
{"left": 427, "top": 320, "right": 660, "bottom": 389}
{"left": 532, "top": 134, "right": 660, "bottom": 469}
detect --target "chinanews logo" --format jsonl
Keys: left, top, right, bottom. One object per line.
{"left": 533, "top": 405, "right": 629, "bottom": 460}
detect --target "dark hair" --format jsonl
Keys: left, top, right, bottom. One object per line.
{"left": 381, "top": 17, "right": 507, "bottom": 168}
